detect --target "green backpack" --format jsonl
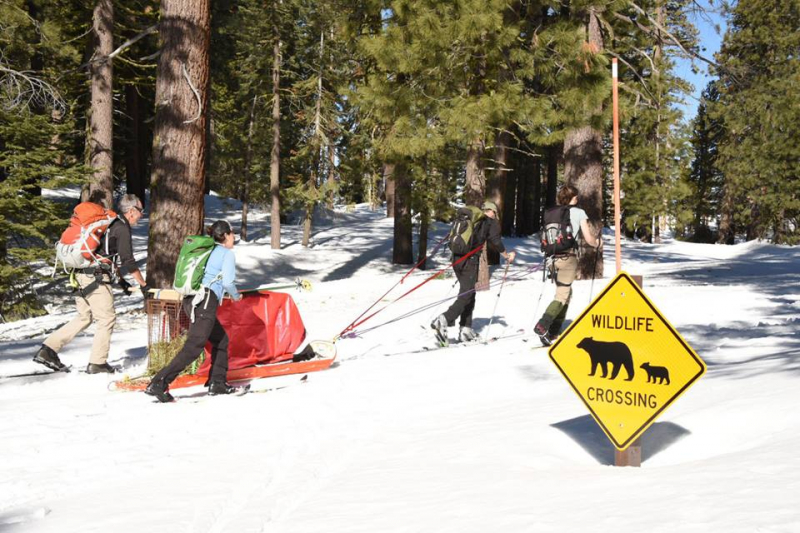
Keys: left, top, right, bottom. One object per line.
{"left": 173, "top": 235, "right": 216, "bottom": 296}
{"left": 449, "top": 206, "right": 485, "bottom": 255}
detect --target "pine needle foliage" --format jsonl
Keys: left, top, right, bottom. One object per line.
{"left": 711, "top": 0, "right": 800, "bottom": 243}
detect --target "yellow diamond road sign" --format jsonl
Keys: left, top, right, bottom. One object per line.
{"left": 549, "top": 272, "right": 706, "bottom": 450}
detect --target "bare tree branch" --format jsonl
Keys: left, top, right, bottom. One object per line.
{"left": 181, "top": 62, "right": 202, "bottom": 124}
{"left": 627, "top": 1, "right": 719, "bottom": 70}
{"left": 58, "top": 23, "right": 158, "bottom": 79}
{"left": 0, "top": 62, "right": 65, "bottom": 113}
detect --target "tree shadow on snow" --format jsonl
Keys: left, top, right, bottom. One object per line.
{"left": 679, "top": 318, "right": 800, "bottom": 378}
{"left": 551, "top": 415, "right": 690, "bottom": 465}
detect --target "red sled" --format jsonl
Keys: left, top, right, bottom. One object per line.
{"left": 113, "top": 291, "right": 336, "bottom": 392}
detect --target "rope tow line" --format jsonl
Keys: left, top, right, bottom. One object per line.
{"left": 336, "top": 243, "right": 484, "bottom": 340}
{"left": 335, "top": 234, "right": 451, "bottom": 342}
{"left": 341, "top": 257, "right": 545, "bottom": 339}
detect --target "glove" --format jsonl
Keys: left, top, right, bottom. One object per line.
{"left": 118, "top": 278, "right": 132, "bottom": 296}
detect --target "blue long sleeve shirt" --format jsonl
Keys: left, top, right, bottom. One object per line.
{"left": 202, "top": 245, "right": 241, "bottom": 301}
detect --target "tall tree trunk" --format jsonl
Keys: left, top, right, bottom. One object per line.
{"left": 384, "top": 163, "right": 395, "bottom": 218}
{"left": 146, "top": 0, "right": 211, "bottom": 287}
{"left": 545, "top": 144, "right": 559, "bottom": 209}
{"left": 502, "top": 152, "right": 517, "bottom": 236}
{"left": 488, "top": 130, "right": 510, "bottom": 221}
{"left": 125, "top": 84, "right": 146, "bottom": 204}
{"left": 204, "top": 72, "right": 212, "bottom": 196}
{"left": 488, "top": 129, "right": 511, "bottom": 264}
{"left": 89, "top": 0, "right": 114, "bottom": 208}
{"left": 526, "top": 154, "right": 542, "bottom": 234}
{"left": 302, "top": 151, "right": 319, "bottom": 248}
{"left": 302, "top": 188, "right": 314, "bottom": 246}
{"left": 515, "top": 153, "right": 527, "bottom": 236}
{"left": 327, "top": 142, "right": 336, "bottom": 209}
{"left": 303, "top": 32, "right": 325, "bottom": 248}
{"left": 563, "top": 7, "right": 604, "bottom": 279}
{"left": 717, "top": 184, "right": 735, "bottom": 244}
{"left": 25, "top": 0, "right": 43, "bottom": 196}
{"left": 392, "top": 162, "right": 413, "bottom": 264}
{"left": 466, "top": 138, "right": 490, "bottom": 290}
{"left": 270, "top": 32, "right": 281, "bottom": 250}
{"left": 465, "top": 138, "right": 486, "bottom": 207}
{"left": 241, "top": 95, "right": 257, "bottom": 242}
{"left": 417, "top": 207, "right": 429, "bottom": 270}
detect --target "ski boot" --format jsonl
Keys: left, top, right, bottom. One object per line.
{"left": 534, "top": 323, "right": 553, "bottom": 347}
{"left": 431, "top": 314, "right": 449, "bottom": 347}
{"left": 459, "top": 327, "right": 478, "bottom": 343}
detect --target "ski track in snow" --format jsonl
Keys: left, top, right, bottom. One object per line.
{"left": 1, "top": 197, "right": 799, "bottom": 532}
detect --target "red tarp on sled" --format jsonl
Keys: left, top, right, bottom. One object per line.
{"left": 197, "top": 291, "right": 306, "bottom": 375}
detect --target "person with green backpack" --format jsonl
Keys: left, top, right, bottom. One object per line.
{"left": 431, "top": 200, "right": 515, "bottom": 346}
{"left": 145, "top": 220, "right": 242, "bottom": 402}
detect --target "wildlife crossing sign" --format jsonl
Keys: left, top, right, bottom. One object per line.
{"left": 549, "top": 272, "right": 706, "bottom": 450}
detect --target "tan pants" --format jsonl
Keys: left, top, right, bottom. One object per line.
{"left": 44, "top": 272, "right": 116, "bottom": 365}
{"left": 553, "top": 255, "right": 578, "bottom": 305}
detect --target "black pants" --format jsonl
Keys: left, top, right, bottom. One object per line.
{"left": 153, "top": 290, "right": 229, "bottom": 387}
{"left": 443, "top": 257, "right": 479, "bottom": 328}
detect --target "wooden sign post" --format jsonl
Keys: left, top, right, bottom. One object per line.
{"left": 615, "top": 274, "right": 643, "bottom": 466}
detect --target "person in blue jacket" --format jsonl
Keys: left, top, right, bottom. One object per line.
{"left": 145, "top": 220, "right": 242, "bottom": 402}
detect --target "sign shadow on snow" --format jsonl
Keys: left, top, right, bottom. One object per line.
{"left": 0, "top": 505, "right": 50, "bottom": 531}
{"left": 551, "top": 415, "right": 690, "bottom": 465}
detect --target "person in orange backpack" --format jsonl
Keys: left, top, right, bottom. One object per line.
{"left": 34, "top": 193, "right": 148, "bottom": 374}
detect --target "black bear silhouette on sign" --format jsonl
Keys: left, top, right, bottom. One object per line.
{"left": 576, "top": 337, "right": 635, "bottom": 381}
{"left": 640, "top": 362, "right": 670, "bottom": 384}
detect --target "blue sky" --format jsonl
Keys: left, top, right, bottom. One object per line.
{"left": 673, "top": 1, "right": 728, "bottom": 120}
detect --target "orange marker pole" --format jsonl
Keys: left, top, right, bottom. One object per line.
{"left": 612, "top": 58, "right": 622, "bottom": 274}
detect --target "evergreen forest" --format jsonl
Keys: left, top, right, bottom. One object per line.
{"left": 0, "top": 0, "right": 797, "bottom": 320}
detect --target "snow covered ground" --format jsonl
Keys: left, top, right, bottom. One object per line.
{"left": 1, "top": 196, "right": 799, "bottom": 533}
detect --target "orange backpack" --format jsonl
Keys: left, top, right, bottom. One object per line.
{"left": 55, "top": 202, "right": 117, "bottom": 270}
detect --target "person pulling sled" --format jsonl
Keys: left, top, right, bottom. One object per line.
{"left": 145, "top": 220, "right": 242, "bottom": 402}
{"left": 431, "top": 200, "right": 515, "bottom": 347}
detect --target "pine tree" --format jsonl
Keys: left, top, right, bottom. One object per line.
{"left": 686, "top": 81, "right": 723, "bottom": 242}
{"left": 88, "top": 0, "right": 114, "bottom": 206}
{"left": 712, "top": 0, "right": 799, "bottom": 244}
{"left": 0, "top": 0, "right": 91, "bottom": 320}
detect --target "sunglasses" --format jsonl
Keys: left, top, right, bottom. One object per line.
{"left": 133, "top": 206, "right": 144, "bottom": 214}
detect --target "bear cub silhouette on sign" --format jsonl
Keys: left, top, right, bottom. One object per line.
{"left": 576, "top": 337, "right": 635, "bottom": 381}
{"left": 640, "top": 362, "right": 670, "bottom": 384}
